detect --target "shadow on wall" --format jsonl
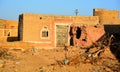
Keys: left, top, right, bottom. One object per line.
{"left": 7, "top": 37, "right": 18, "bottom": 42}
{"left": 104, "top": 25, "right": 120, "bottom": 62}
{"left": 69, "top": 26, "right": 74, "bottom": 46}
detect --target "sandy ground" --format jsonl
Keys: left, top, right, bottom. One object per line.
{"left": 0, "top": 46, "right": 120, "bottom": 72}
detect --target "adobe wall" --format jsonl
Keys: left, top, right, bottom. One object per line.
{"left": 54, "top": 16, "right": 99, "bottom": 26}
{"left": 93, "top": 8, "right": 120, "bottom": 24}
{"left": 0, "top": 19, "right": 6, "bottom": 29}
{"left": 1, "top": 8, "right": 120, "bottom": 48}
{"left": 54, "top": 16, "right": 72, "bottom": 23}
{"left": 19, "top": 14, "right": 99, "bottom": 47}
{"left": 20, "top": 13, "right": 55, "bottom": 47}
{"left": 0, "top": 19, "right": 6, "bottom": 41}
{"left": 0, "top": 19, "right": 18, "bottom": 42}
{"left": 6, "top": 20, "right": 18, "bottom": 36}
{"left": 18, "top": 8, "right": 120, "bottom": 48}
{"left": 6, "top": 20, "right": 18, "bottom": 28}
{"left": 70, "top": 25, "right": 105, "bottom": 47}
{"left": 71, "top": 16, "right": 99, "bottom": 26}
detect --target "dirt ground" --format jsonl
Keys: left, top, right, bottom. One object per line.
{"left": 0, "top": 46, "right": 120, "bottom": 72}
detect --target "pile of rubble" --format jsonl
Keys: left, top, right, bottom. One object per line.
{"left": 0, "top": 47, "right": 20, "bottom": 69}
{"left": 54, "top": 34, "right": 120, "bottom": 72}
{"left": 0, "top": 33, "right": 120, "bottom": 72}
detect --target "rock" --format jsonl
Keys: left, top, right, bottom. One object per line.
{"left": 0, "top": 60, "right": 4, "bottom": 68}
{"left": 0, "top": 60, "right": 4, "bottom": 64}
{"left": 85, "top": 59, "right": 92, "bottom": 63}
{"left": 81, "top": 56, "right": 86, "bottom": 61}
{"left": 0, "top": 64, "right": 3, "bottom": 68}
{"left": 39, "top": 66, "right": 46, "bottom": 72}
{"left": 15, "top": 62, "right": 20, "bottom": 64}
{"left": 89, "top": 47, "right": 98, "bottom": 53}
{"left": 69, "top": 62, "right": 74, "bottom": 65}
{"left": 4, "top": 60, "right": 13, "bottom": 66}
{"left": 64, "top": 59, "right": 69, "bottom": 65}
{"left": 14, "top": 69, "right": 18, "bottom": 72}
{"left": 104, "top": 67, "right": 112, "bottom": 72}
{"left": 11, "top": 48, "right": 25, "bottom": 52}
{"left": 101, "top": 47, "right": 116, "bottom": 59}
{"left": 32, "top": 47, "right": 39, "bottom": 53}
{"left": 92, "top": 69, "right": 100, "bottom": 72}
{"left": 40, "top": 69, "right": 44, "bottom": 72}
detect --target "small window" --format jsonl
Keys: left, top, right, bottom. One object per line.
{"left": 4, "top": 30, "right": 10, "bottom": 36}
{"left": 42, "top": 30, "right": 48, "bottom": 37}
{"left": 41, "top": 27, "right": 49, "bottom": 38}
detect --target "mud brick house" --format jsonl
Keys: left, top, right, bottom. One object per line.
{"left": 18, "top": 8, "right": 120, "bottom": 48}
{"left": 0, "top": 19, "right": 18, "bottom": 42}
{"left": 18, "top": 13, "right": 100, "bottom": 47}
{"left": 0, "top": 8, "right": 120, "bottom": 48}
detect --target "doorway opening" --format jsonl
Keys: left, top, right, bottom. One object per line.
{"left": 76, "top": 27, "right": 81, "bottom": 39}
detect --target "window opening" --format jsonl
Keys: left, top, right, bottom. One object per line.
{"left": 41, "top": 27, "right": 49, "bottom": 38}
{"left": 42, "top": 30, "right": 48, "bottom": 37}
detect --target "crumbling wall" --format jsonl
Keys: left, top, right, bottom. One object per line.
{"left": 70, "top": 25, "right": 105, "bottom": 47}
{"left": 18, "top": 8, "right": 120, "bottom": 48}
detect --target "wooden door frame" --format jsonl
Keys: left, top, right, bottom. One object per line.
{"left": 55, "top": 23, "right": 70, "bottom": 47}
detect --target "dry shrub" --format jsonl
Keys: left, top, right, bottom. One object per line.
{"left": 0, "top": 47, "right": 16, "bottom": 60}
{"left": 0, "top": 47, "right": 8, "bottom": 58}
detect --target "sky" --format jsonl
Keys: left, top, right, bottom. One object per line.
{"left": 0, "top": 0, "right": 120, "bottom": 20}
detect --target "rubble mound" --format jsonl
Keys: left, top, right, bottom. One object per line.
{"left": 0, "top": 34, "right": 120, "bottom": 72}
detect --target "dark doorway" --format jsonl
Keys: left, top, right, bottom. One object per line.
{"left": 76, "top": 27, "right": 81, "bottom": 39}
{"left": 70, "top": 36, "right": 74, "bottom": 46}
{"left": 69, "top": 26, "right": 74, "bottom": 46}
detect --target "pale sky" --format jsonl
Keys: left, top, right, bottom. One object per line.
{"left": 0, "top": 0, "right": 120, "bottom": 20}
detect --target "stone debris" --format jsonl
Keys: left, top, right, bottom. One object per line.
{"left": 64, "top": 58, "right": 69, "bottom": 65}
{"left": 0, "top": 34, "right": 120, "bottom": 72}
{"left": 0, "top": 60, "right": 4, "bottom": 68}
{"left": 53, "top": 34, "right": 120, "bottom": 72}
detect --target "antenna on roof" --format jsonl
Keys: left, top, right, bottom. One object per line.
{"left": 75, "top": 9, "right": 79, "bottom": 16}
